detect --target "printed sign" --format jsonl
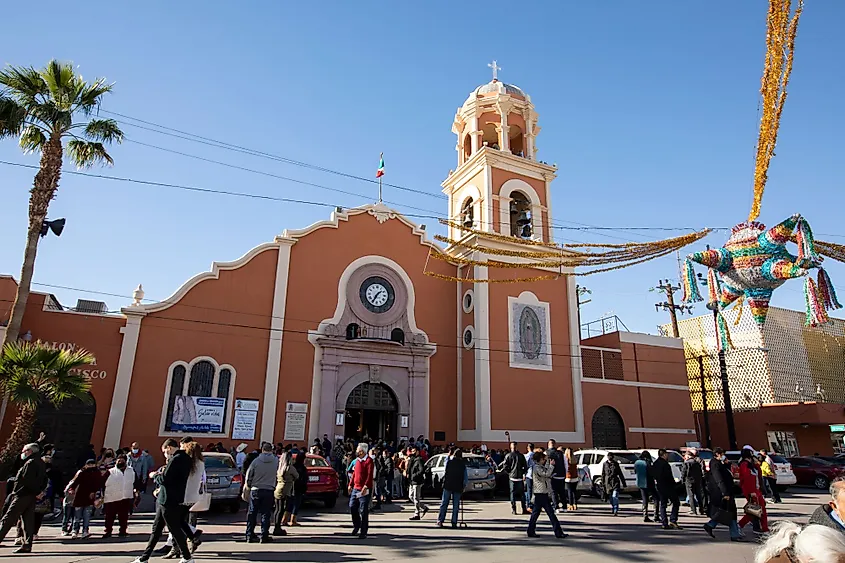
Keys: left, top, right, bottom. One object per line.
{"left": 400, "top": 415, "right": 409, "bottom": 428}
{"left": 335, "top": 412, "right": 345, "bottom": 426}
{"left": 235, "top": 399, "right": 259, "bottom": 412}
{"left": 284, "top": 402, "right": 308, "bottom": 441}
{"left": 170, "top": 396, "right": 225, "bottom": 433}
{"left": 232, "top": 409, "right": 258, "bottom": 440}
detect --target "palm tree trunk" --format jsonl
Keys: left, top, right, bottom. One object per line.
{"left": 0, "top": 405, "right": 35, "bottom": 479}
{"left": 2, "top": 136, "right": 63, "bottom": 347}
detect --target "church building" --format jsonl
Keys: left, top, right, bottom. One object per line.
{"left": 0, "top": 74, "right": 696, "bottom": 463}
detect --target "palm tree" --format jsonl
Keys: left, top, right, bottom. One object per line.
{"left": 0, "top": 60, "right": 123, "bottom": 345}
{"left": 0, "top": 341, "right": 93, "bottom": 473}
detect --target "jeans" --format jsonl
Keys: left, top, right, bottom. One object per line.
{"left": 685, "top": 480, "right": 704, "bottom": 513}
{"left": 524, "top": 478, "right": 534, "bottom": 509}
{"left": 287, "top": 492, "right": 304, "bottom": 515}
{"left": 509, "top": 480, "right": 526, "bottom": 512}
{"left": 639, "top": 488, "right": 656, "bottom": 518}
{"left": 349, "top": 490, "right": 369, "bottom": 536}
{"left": 527, "top": 493, "right": 563, "bottom": 537}
{"left": 765, "top": 478, "right": 781, "bottom": 502}
{"left": 707, "top": 517, "right": 741, "bottom": 539}
{"left": 409, "top": 484, "right": 428, "bottom": 517}
{"left": 438, "top": 489, "right": 461, "bottom": 527}
{"left": 140, "top": 504, "right": 190, "bottom": 562}
{"left": 658, "top": 489, "right": 680, "bottom": 525}
{"left": 375, "top": 477, "right": 388, "bottom": 505}
{"left": 566, "top": 480, "right": 579, "bottom": 506}
{"left": 73, "top": 505, "right": 93, "bottom": 534}
{"left": 246, "top": 489, "right": 275, "bottom": 539}
{"left": 609, "top": 489, "right": 619, "bottom": 512}
{"left": 551, "top": 478, "right": 566, "bottom": 509}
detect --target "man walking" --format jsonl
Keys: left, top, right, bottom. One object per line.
{"left": 349, "top": 444, "right": 373, "bottom": 539}
{"left": 526, "top": 451, "right": 565, "bottom": 539}
{"left": 437, "top": 449, "right": 467, "bottom": 529}
{"left": 681, "top": 449, "right": 704, "bottom": 515}
{"left": 653, "top": 448, "right": 681, "bottom": 530}
{"left": 406, "top": 445, "right": 429, "bottom": 520}
{"left": 245, "top": 442, "right": 278, "bottom": 543}
{"left": 131, "top": 439, "right": 193, "bottom": 563}
{"left": 546, "top": 440, "right": 565, "bottom": 512}
{"left": 602, "top": 452, "right": 626, "bottom": 516}
{"left": 0, "top": 443, "right": 46, "bottom": 553}
{"left": 127, "top": 442, "right": 154, "bottom": 495}
{"left": 703, "top": 448, "right": 742, "bottom": 541}
{"left": 498, "top": 441, "right": 528, "bottom": 515}
{"left": 634, "top": 451, "right": 657, "bottom": 522}
{"left": 524, "top": 443, "right": 535, "bottom": 514}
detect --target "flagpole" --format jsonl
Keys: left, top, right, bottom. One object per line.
{"left": 378, "top": 176, "right": 382, "bottom": 203}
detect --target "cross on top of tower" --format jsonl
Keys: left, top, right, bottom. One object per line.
{"left": 487, "top": 60, "right": 501, "bottom": 82}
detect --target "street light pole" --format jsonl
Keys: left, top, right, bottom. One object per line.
{"left": 706, "top": 244, "right": 737, "bottom": 450}
{"left": 697, "top": 356, "right": 712, "bottom": 449}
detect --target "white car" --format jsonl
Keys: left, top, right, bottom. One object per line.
{"left": 769, "top": 454, "right": 797, "bottom": 488}
{"left": 644, "top": 449, "right": 684, "bottom": 484}
{"left": 573, "top": 449, "right": 640, "bottom": 496}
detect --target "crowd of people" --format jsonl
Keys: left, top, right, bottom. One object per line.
{"left": 0, "top": 432, "right": 844, "bottom": 562}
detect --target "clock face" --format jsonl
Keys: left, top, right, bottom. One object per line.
{"left": 359, "top": 276, "right": 395, "bottom": 314}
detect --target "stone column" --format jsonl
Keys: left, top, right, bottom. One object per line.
{"left": 318, "top": 360, "right": 340, "bottom": 441}
{"left": 104, "top": 310, "right": 146, "bottom": 448}
{"left": 408, "top": 365, "right": 428, "bottom": 440}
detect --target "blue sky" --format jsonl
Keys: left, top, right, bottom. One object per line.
{"left": 1, "top": 1, "right": 843, "bottom": 335}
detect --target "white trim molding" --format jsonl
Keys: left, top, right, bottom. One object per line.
{"left": 629, "top": 427, "right": 697, "bottom": 436}
{"left": 158, "top": 356, "right": 238, "bottom": 438}
{"left": 582, "top": 378, "right": 690, "bottom": 392}
{"left": 618, "top": 332, "right": 684, "bottom": 349}
{"left": 103, "top": 311, "right": 145, "bottom": 448}
{"left": 260, "top": 240, "right": 294, "bottom": 444}
{"left": 507, "top": 291, "right": 552, "bottom": 371}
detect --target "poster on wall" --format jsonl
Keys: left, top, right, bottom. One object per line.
{"left": 283, "top": 402, "right": 308, "bottom": 441}
{"left": 231, "top": 399, "right": 259, "bottom": 440}
{"left": 171, "top": 396, "right": 225, "bottom": 433}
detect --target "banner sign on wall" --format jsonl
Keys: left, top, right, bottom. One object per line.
{"left": 283, "top": 402, "right": 308, "bottom": 441}
{"left": 171, "top": 396, "right": 225, "bottom": 433}
{"left": 232, "top": 398, "right": 259, "bottom": 440}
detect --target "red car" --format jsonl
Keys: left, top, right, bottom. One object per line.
{"left": 787, "top": 456, "right": 845, "bottom": 490}
{"left": 303, "top": 454, "right": 340, "bottom": 508}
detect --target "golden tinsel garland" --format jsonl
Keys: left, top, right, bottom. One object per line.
{"left": 749, "top": 0, "right": 803, "bottom": 221}
{"left": 439, "top": 219, "right": 561, "bottom": 248}
{"left": 423, "top": 271, "right": 559, "bottom": 283}
{"left": 430, "top": 250, "right": 569, "bottom": 270}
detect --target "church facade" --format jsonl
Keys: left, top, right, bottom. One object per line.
{"left": 0, "top": 77, "right": 696, "bottom": 461}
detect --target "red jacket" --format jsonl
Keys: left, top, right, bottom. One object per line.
{"left": 738, "top": 459, "right": 761, "bottom": 497}
{"left": 352, "top": 456, "right": 374, "bottom": 491}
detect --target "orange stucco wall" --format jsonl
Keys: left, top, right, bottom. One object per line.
{"left": 0, "top": 288, "right": 125, "bottom": 450}
{"left": 277, "top": 213, "right": 458, "bottom": 444}
{"left": 122, "top": 247, "right": 278, "bottom": 460}
{"left": 487, "top": 268, "right": 575, "bottom": 432}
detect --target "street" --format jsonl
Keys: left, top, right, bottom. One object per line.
{"left": 11, "top": 488, "right": 828, "bottom": 562}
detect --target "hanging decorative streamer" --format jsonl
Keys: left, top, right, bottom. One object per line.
{"left": 815, "top": 239, "right": 845, "bottom": 263}
{"left": 423, "top": 271, "right": 559, "bottom": 284}
{"left": 716, "top": 312, "right": 733, "bottom": 351}
{"left": 681, "top": 259, "right": 703, "bottom": 303}
{"left": 817, "top": 268, "right": 843, "bottom": 311}
{"left": 804, "top": 276, "right": 830, "bottom": 327}
{"left": 794, "top": 217, "right": 820, "bottom": 264}
{"left": 733, "top": 294, "right": 745, "bottom": 326}
{"left": 748, "top": 0, "right": 803, "bottom": 222}
{"left": 706, "top": 268, "right": 720, "bottom": 309}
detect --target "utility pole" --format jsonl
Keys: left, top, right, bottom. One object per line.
{"left": 652, "top": 280, "right": 692, "bottom": 338}
{"left": 576, "top": 285, "right": 592, "bottom": 330}
{"left": 696, "top": 356, "right": 712, "bottom": 449}
{"left": 705, "top": 245, "right": 737, "bottom": 450}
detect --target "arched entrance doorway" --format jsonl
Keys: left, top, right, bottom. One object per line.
{"left": 344, "top": 382, "right": 398, "bottom": 443}
{"left": 591, "top": 406, "right": 626, "bottom": 449}
{"left": 33, "top": 394, "right": 96, "bottom": 475}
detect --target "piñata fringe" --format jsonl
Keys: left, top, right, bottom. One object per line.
{"left": 733, "top": 294, "right": 745, "bottom": 326}
{"left": 817, "top": 268, "right": 842, "bottom": 311}
{"left": 716, "top": 312, "right": 733, "bottom": 351}
{"left": 804, "top": 277, "right": 830, "bottom": 327}
{"left": 707, "top": 268, "right": 720, "bottom": 309}
{"left": 682, "top": 259, "right": 702, "bottom": 303}
{"left": 795, "top": 217, "right": 820, "bottom": 265}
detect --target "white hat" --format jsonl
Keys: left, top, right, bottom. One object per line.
{"left": 742, "top": 444, "right": 755, "bottom": 451}
{"left": 236, "top": 443, "right": 248, "bottom": 453}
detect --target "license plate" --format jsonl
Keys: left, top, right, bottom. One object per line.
{"left": 309, "top": 475, "right": 320, "bottom": 482}
{"left": 206, "top": 476, "right": 220, "bottom": 485}
{"left": 473, "top": 482, "right": 483, "bottom": 489}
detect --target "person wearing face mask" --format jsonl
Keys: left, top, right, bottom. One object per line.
{"left": 349, "top": 444, "right": 374, "bottom": 540}
{"left": 127, "top": 442, "right": 155, "bottom": 495}
{"left": 103, "top": 455, "right": 136, "bottom": 538}
{"left": 131, "top": 439, "right": 193, "bottom": 563}
{"left": 0, "top": 443, "right": 46, "bottom": 553}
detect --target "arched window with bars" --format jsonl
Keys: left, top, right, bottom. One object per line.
{"left": 162, "top": 357, "right": 237, "bottom": 434}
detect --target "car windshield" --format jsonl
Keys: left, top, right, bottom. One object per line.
{"left": 667, "top": 452, "right": 683, "bottom": 463}
{"left": 770, "top": 455, "right": 788, "bottom": 464}
{"left": 204, "top": 456, "right": 235, "bottom": 469}
{"left": 698, "top": 451, "right": 713, "bottom": 460}
{"left": 609, "top": 453, "right": 640, "bottom": 464}
{"left": 305, "top": 457, "right": 329, "bottom": 467}
{"left": 725, "top": 453, "right": 741, "bottom": 461}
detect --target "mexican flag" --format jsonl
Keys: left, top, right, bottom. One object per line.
{"left": 376, "top": 153, "right": 385, "bottom": 178}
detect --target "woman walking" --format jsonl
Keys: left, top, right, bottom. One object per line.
{"left": 634, "top": 451, "right": 657, "bottom": 522}
{"left": 163, "top": 441, "right": 205, "bottom": 559}
{"left": 563, "top": 448, "right": 579, "bottom": 511}
{"left": 437, "top": 449, "right": 467, "bottom": 529}
{"left": 527, "top": 451, "right": 565, "bottom": 538}
{"left": 703, "top": 448, "right": 742, "bottom": 541}
{"left": 738, "top": 448, "right": 768, "bottom": 534}
{"left": 601, "top": 452, "right": 627, "bottom": 516}
{"left": 273, "top": 451, "right": 297, "bottom": 536}
{"left": 285, "top": 452, "right": 307, "bottom": 527}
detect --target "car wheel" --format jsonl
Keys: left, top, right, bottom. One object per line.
{"left": 592, "top": 477, "right": 604, "bottom": 499}
{"left": 324, "top": 496, "right": 337, "bottom": 509}
{"left": 229, "top": 500, "right": 241, "bottom": 513}
{"left": 814, "top": 475, "right": 830, "bottom": 490}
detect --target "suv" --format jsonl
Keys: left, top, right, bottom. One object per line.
{"left": 573, "top": 449, "right": 640, "bottom": 497}
{"left": 424, "top": 453, "right": 496, "bottom": 498}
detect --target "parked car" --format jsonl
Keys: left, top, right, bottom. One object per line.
{"left": 644, "top": 449, "right": 684, "bottom": 484}
{"left": 303, "top": 454, "right": 340, "bottom": 508}
{"left": 573, "top": 449, "right": 639, "bottom": 497}
{"left": 788, "top": 456, "right": 845, "bottom": 490}
{"left": 816, "top": 456, "right": 845, "bottom": 467}
{"left": 424, "top": 453, "right": 496, "bottom": 498}
{"left": 769, "top": 454, "right": 797, "bottom": 490}
{"left": 203, "top": 452, "right": 243, "bottom": 513}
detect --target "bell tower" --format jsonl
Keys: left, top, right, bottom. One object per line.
{"left": 442, "top": 62, "right": 557, "bottom": 244}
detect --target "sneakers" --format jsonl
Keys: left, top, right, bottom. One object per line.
{"left": 61, "top": 531, "right": 71, "bottom": 537}
{"left": 421, "top": 506, "right": 429, "bottom": 518}
{"left": 669, "top": 522, "right": 682, "bottom": 530}
{"left": 162, "top": 549, "right": 180, "bottom": 560}
{"left": 260, "top": 536, "right": 273, "bottom": 544}
{"left": 12, "top": 545, "right": 31, "bottom": 554}
{"left": 409, "top": 515, "right": 421, "bottom": 520}
{"left": 130, "top": 559, "right": 149, "bottom": 563}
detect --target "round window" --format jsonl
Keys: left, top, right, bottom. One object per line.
{"left": 462, "top": 289, "right": 474, "bottom": 314}
{"left": 462, "top": 326, "right": 475, "bottom": 349}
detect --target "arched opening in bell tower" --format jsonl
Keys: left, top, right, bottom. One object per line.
{"left": 463, "top": 133, "right": 472, "bottom": 161}
{"left": 509, "top": 124, "right": 525, "bottom": 156}
{"left": 509, "top": 191, "right": 533, "bottom": 238}
{"left": 461, "top": 197, "right": 475, "bottom": 229}
{"left": 481, "top": 122, "right": 499, "bottom": 149}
